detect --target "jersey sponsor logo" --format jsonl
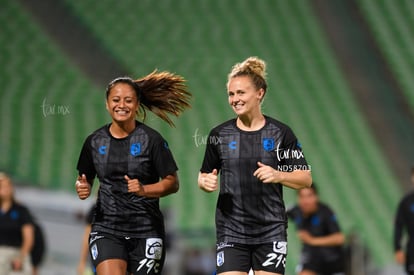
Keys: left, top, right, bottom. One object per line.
{"left": 216, "top": 241, "right": 234, "bottom": 250}
{"left": 89, "top": 235, "right": 104, "bottom": 244}
{"left": 98, "top": 145, "right": 107, "bottom": 155}
{"left": 217, "top": 251, "right": 224, "bottom": 267}
{"left": 130, "top": 143, "right": 141, "bottom": 156}
{"left": 91, "top": 243, "right": 98, "bottom": 260}
{"left": 228, "top": 141, "right": 237, "bottom": 150}
{"left": 145, "top": 238, "right": 163, "bottom": 260}
{"left": 263, "top": 138, "right": 275, "bottom": 152}
{"left": 273, "top": 241, "right": 287, "bottom": 254}
{"left": 275, "top": 142, "right": 304, "bottom": 161}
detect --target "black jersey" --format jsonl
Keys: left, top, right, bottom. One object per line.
{"left": 0, "top": 202, "right": 33, "bottom": 247}
{"left": 201, "top": 116, "right": 308, "bottom": 244}
{"left": 77, "top": 121, "right": 178, "bottom": 238}
{"left": 394, "top": 191, "right": 414, "bottom": 257}
{"left": 287, "top": 203, "right": 344, "bottom": 264}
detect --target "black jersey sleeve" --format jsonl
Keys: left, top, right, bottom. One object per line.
{"left": 324, "top": 206, "right": 341, "bottom": 234}
{"left": 200, "top": 129, "right": 221, "bottom": 173}
{"left": 20, "top": 204, "right": 34, "bottom": 225}
{"left": 151, "top": 135, "right": 178, "bottom": 178}
{"left": 282, "top": 128, "right": 309, "bottom": 168}
{"left": 77, "top": 135, "right": 97, "bottom": 181}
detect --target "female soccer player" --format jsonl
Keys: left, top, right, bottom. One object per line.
{"left": 0, "top": 172, "right": 34, "bottom": 275}
{"left": 75, "top": 71, "right": 191, "bottom": 275}
{"left": 198, "top": 57, "right": 312, "bottom": 275}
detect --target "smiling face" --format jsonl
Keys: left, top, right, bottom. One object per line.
{"left": 227, "top": 75, "right": 265, "bottom": 117}
{"left": 106, "top": 82, "right": 139, "bottom": 124}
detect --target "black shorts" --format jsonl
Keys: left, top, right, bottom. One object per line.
{"left": 216, "top": 241, "right": 287, "bottom": 274}
{"left": 299, "top": 251, "right": 345, "bottom": 275}
{"left": 89, "top": 231, "right": 165, "bottom": 275}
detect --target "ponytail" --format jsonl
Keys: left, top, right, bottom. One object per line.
{"left": 106, "top": 70, "right": 191, "bottom": 127}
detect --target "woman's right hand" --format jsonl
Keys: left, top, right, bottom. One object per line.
{"left": 198, "top": 169, "right": 218, "bottom": 192}
{"left": 75, "top": 174, "right": 91, "bottom": 200}
{"left": 11, "top": 257, "right": 23, "bottom": 271}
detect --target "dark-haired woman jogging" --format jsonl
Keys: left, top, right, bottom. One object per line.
{"left": 75, "top": 71, "right": 191, "bottom": 275}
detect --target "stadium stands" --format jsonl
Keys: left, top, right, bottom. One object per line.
{"left": 358, "top": 0, "right": 414, "bottom": 110}
{"left": 1, "top": 0, "right": 404, "bottom": 272}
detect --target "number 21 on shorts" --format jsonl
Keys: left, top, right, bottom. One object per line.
{"left": 262, "top": 241, "right": 287, "bottom": 269}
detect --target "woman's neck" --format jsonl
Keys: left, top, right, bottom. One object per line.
{"left": 110, "top": 120, "right": 136, "bottom": 138}
{"left": 1, "top": 199, "right": 12, "bottom": 212}
{"left": 236, "top": 112, "right": 265, "bottom": 131}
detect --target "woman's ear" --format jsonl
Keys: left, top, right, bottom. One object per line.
{"left": 257, "top": 88, "right": 265, "bottom": 101}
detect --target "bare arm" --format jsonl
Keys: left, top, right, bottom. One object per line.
{"left": 299, "top": 231, "right": 345, "bottom": 247}
{"left": 253, "top": 162, "right": 312, "bottom": 190}
{"left": 126, "top": 173, "right": 179, "bottom": 198}
{"left": 21, "top": 224, "right": 34, "bottom": 258}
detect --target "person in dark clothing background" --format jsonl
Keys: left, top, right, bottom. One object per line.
{"left": 287, "top": 184, "right": 345, "bottom": 275}
{"left": 394, "top": 166, "right": 414, "bottom": 275}
{"left": 0, "top": 172, "right": 34, "bottom": 275}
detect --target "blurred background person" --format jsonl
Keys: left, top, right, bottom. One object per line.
{"left": 30, "top": 220, "right": 46, "bottom": 275}
{"left": 394, "top": 166, "right": 414, "bottom": 275}
{"left": 287, "top": 184, "right": 346, "bottom": 275}
{"left": 0, "top": 172, "right": 34, "bottom": 275}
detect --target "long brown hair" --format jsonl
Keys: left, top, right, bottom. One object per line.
{"left": 106, "top": 70, "right": 191, "bottom": 127}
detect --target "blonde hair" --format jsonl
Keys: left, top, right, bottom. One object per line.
{"left": 228, "top": 57, "right": 267, "bottom": 92}
{"left": 106, "top": 70, "right": 191, "bottom": 127}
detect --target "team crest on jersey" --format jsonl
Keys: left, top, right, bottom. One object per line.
{"left": 130, "top": 143, "right": 141, "bottom": 156}
{"left": 217, "top": 251, "right": 225, "bottom": 266}
{"left": 263, "top": 138, "right": 275, "bottom": 152}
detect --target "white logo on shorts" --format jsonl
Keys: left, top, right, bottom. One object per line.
{"left": 91, "top": 243, "right": 98, "bottom": 260}
{"left": 217, "top": 251, "right": 224, "bottom": 267}
{"left": 145, "top": 238, "right": 163, "bottom": 260}
{"left": 273, "top": 241, "right": 287, "bottom": 254}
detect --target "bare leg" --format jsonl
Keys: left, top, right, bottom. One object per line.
{"left": 96, "top": 259, "right": 127, "bottom": 275}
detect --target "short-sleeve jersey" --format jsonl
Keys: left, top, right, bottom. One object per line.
{"left": 287, "top": 203, "right": 344, "bottom": 262}
{"left": 0, "top": 202, "right": 33, "bottom": 247}
{"left": 394, "top": 191, "right": 414, "bottom": 253}
{"left": 200, "top": 116, "right": 309, "bottom": 244}
{"left": 77, "top": 121, "right": 178, "bottom": 238}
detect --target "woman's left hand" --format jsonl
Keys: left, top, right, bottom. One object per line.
{"left": 125, "top": 175, "right": 146, "bottom": 196}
